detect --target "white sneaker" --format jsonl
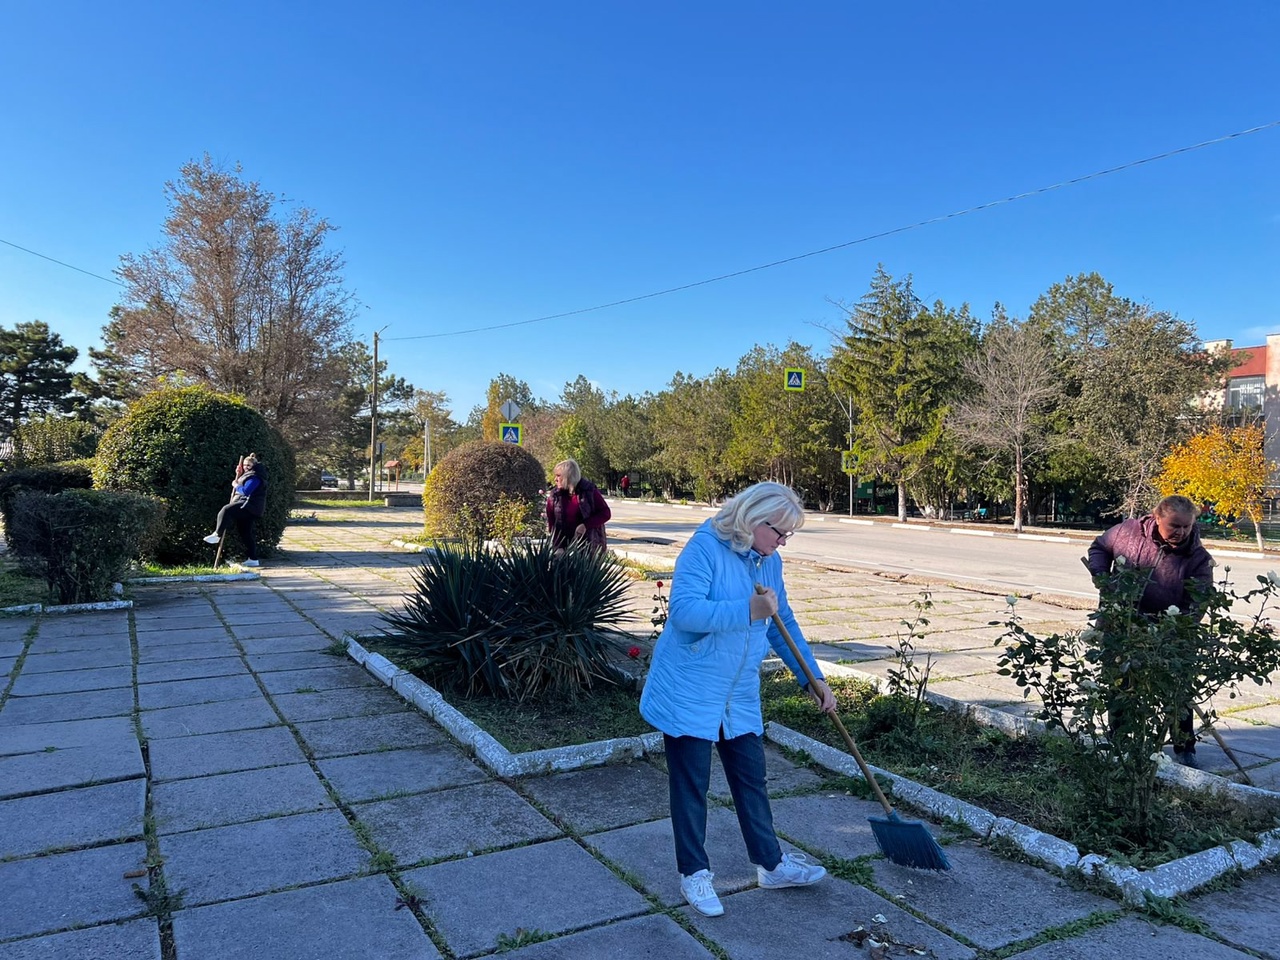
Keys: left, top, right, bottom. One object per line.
{"left": 241, "top": 559, "right": 261, "bottom": 568}
{"left": 680, "top": 869, "right": 724, "bottom": 917}
{"left": 203, "top": 534, "right": 221, "bottom": 545}
{"left": 757, "top": 852, "right": 826, "bottom": 889}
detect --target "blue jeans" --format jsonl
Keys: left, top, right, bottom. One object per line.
{"left": 664, "top": 731, "right": 783, "bottom": 876}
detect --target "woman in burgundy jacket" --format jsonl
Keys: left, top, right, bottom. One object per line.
{"left": 1085, "top": 494, "right": 1215, "bottom": 766}
{"left": 546, "top": 458, "right": 610, "bottom": 551}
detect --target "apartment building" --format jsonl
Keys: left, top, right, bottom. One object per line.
{"left": 1204, "top": 336, "right": 1278, "bottom": 465}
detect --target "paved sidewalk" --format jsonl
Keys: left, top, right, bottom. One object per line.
{"left": 1, "top": 505, "right": 1278, "bottom": 959}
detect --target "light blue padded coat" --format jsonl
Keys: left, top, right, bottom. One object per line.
{"left": 639, "top": 519, "right": 824, "bottom": 741}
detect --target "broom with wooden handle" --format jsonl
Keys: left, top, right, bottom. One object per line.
{"left": 756, "top": 584, "right": 951, "bottom": 870}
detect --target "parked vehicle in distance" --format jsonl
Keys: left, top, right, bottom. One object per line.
{"left": 320, "top": 472, "right": 338, "bottom": 489}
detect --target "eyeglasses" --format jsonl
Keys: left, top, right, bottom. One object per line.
{"left": 765, "top": 522, "right": 793, "bottom": 543}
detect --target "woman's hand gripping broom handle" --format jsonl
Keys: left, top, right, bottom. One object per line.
{"left": 755, "top": 584, "right": 897, "bottom": 818}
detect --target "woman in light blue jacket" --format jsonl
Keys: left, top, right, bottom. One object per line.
{"left": 639, "top": 482, "right": 834, "bottom": 917}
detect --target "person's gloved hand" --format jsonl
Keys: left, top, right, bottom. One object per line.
{"left": 749, "top": 587, "right": 778, "bottom": 622}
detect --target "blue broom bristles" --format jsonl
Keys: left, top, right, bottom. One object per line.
{"left": 869, "top": 813, "right": 952, "bottom": 870}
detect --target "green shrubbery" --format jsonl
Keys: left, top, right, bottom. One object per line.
{"left": 0, "top": 461, "right": 95, "bottom": 544}
{"left": 379, "top": 538, "right": 634, "bottom": 701}
{"left": 9, "top": 489, "right": 165, "bottom": 604}
{"left": 996, "top": 562, "right": 1280, "bottom": 841}
{"left": 422, "top": 440, "right": 544, "bottom": 543}
{"left": 12, "top": 416, "right": 99, "bottom": 466}
{"left": 93, "top": 387, "right": 294, "bottom": 563}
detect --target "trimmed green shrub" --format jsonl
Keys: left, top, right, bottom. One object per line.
{"left": 9, "top": 489, "right": 166, "bottom": 604}
{"left": 93, "top": 387, "right": 295, "bottom": 564}
{"left": 422, "top": 440, "right": 544, "bottom": 542}
{"left": 0, "top": 461, "right": 94, "bottom": 544}
{"left": 12, "top": 416, "right": 99, "bottom": 466}
{"left": 379, "top": 538, "right": 634, "bottom": 701}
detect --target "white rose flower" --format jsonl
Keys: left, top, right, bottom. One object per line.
{"left": 1115, "top": 555, "right": 1127, "bottom": 567}
{"left": 1006, "top": 595, "right": 1019, "bottom": 606}
{"left": 1080, "top": 628, "right": 1101, "bottom": 643}
{"left": 1267, "top": 570, "right": 1280, "bottom": 587}
{"left": 1166, "top": 605, "right": 1180, "bottom": 616}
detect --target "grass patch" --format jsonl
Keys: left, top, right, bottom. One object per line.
{"left": 759, "top": 672, "right": 1279, "bottom": 868}
{"left": 128, "top": 562, "right": 225, "bottom": 578}
{"left": 433, "top": 683, "right": 652, "bottom": 753}
{"left": 0, "top": 557, "right": 49, "bottom": 606}
{"left": 296, "top": 497, "right": 388, "bottom": 509}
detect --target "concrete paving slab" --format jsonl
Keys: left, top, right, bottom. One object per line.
{"left": 1003, "top": 915, "right": 1255, "bottom": 959}
{"left": 231, "top": 620, "right": 329, "bottom": 641}
{"left": 170, "top": 875, "right": 440, "bottom": 960}
{"left": 257, "top": 665, "right": 379, "bottom": 694}
{"left": 0, "top": 841, "right": 149, "bottom": 940}
{"left": 585, "top": 806, "right": 778, "bottom": 906}
{"left": 0, "top": 743, "right": 144, "bottom": 799}
{"left": 709, "top": 742, "right": 824, "bottom": 800}
{"left": 272, "top": 685, "right": 411, "bottom": 723}
{"left": 18, "top": 646, "right": 131, "bottom": 673}
{"left": 1186, "top": 868, "right": 1280, "bottom": 957}
{"left": 294, "top": 712, "right": 448, "bottom": 758}
{"left": 356, "top": 781, "right": 561, "bottom": 865}
{"left": 141, "top": 697, "right": 281, "bottom": 739}
{"left": 30, "top": 616, "right": 130, "bottom": 641}
{"left": 501, "top": 913, "right": 714, "bottom": 960}
{"left": 0, "top": 658, "right": 15, "bottom": 678}
{"left": 136, "top": 641, "right": 237, "bottom": 664}
{"left": 0, "top": 640, "right": 26, "bottom": 659}
{"left": 7, "top": 666, "right": 133, "bottom": 697}
{"left": 152, "top": 762, "right": 333, "bottom": 833}
{"left": 0, "top": 686, "right": 135, "bottom": 725}
{"left": 0, "top": 918, "right": 161, "bottom": 960}
{"left": 317, "top": 744, "right": 488, "bottom": 802}
{"left": 136, "top": 674, "right": 262, "bottom": 711}
{"left": 132, "top": 616, "right": 222, "bottom": 634}
{"left": 520, "top": 760, "right": 671, "bottom": 833}
{"left": 148, "top": 725, "right": 308, "bottom": 781}
{"left": 238, "top": 632, "right": 335, "bottom": 653}
{"left": 244, "top": 650, "right": 348, "bottom": 672}
{"left": 294, "top": 716, "right": 450, "bottom": 762}
{"left": 403, "top": 838, "right": 649, "bottom": 958}
{"left": 0, "top": 778, "right": 145, "bottom": 858}
{"left": 159, "top": 809, "right": 369, "bottom": 906}
{"left": 687, "top": 879, "right": 976, "bottom": 960}
{"left": 0, "top": 716, "right": 136, "bottom": 755}
{"left": 769, "top": 792, "right": 890, "bottom": 860}
{"left": 871, "top": 840, "right": 1117, "bottom": 951}
{"left": 136, "top": 657, "right": 248, "bottom": 684}
{"left": 133, "top": 626, "right": 229, "bottom": 646}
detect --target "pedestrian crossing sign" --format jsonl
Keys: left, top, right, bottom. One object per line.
{"left": 784, "top": 368, "right": 805, "bottom": 391}
{"left": 500, "top": 423, "right": 523, "bottom": 445}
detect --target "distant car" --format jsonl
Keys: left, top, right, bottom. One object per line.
{"left": 320, "top": 472, "right": 338, "bottom": 489}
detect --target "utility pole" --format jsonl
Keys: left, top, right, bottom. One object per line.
{"left": 368, "top": 330, "right": 379, "bottom": 502}
{"left": 423, "top": 416, "right": 432, "bottom": 475}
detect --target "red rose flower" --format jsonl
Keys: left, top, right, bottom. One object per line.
{"left": 628, "top": 646, "right": 642, "bottom": 659}
{"left": 656, "top": 581, "right": 664, "bottom": 588}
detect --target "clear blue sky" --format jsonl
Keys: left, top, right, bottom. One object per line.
{"left": 2, "top": 3, "right": 1277, "bottom": 419}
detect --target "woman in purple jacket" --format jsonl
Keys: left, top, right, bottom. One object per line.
{"left": 546, "top": 459, "right": 610, "bottom": 551}
{"left": 1086, "top": 494, "right": 1214, "bottom": 765}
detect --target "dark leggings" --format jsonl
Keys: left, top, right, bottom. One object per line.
{"left": 214, "top": 502, "right": 258, "bottom": 560}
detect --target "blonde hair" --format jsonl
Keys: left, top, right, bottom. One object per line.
{"left": 244, "top": 453, "right": 259, "bottom": 467}
{"left": 709, "top": 481, "right": 805, "bottom": 553}
{"left": 554, "top": 459, "right": 581, "bottom": 490}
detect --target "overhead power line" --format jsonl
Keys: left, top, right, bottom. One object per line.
{"left": 0, "top": 237, "right": 125, "bottom": 286}
{"left": 2, "top": 120, "right": 1276, "bottom": 333}
{"left": 388, "top": 119, "right": 1280, "bottom": 342}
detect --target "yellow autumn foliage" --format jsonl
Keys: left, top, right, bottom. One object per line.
{"left": 1156, "top": 424, "right": 1271, "bottom": 533}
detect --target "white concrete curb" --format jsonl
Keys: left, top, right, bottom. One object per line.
{"left": 764, "top": 719, "right": 1280, "bottom": 904}
{"left": 345, "top": 635, "right": 664, "bottom": 777}
{"left": 3, "top": 599, "right": 135, "bottom": 614}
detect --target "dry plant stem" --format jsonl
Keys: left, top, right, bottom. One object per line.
{"left": 753, "top": 584, "right": 896, "bottom": 817}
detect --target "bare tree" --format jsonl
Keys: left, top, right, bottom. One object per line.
{"left": 106, "top": 155, "right": 358, "bottom": 448}
{"left": 950, "top": 312, "right": 1058, "bottom": 532}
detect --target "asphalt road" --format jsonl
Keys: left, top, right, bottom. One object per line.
{"left": 606, "top": 499, "right": 1280, "bottom": 617}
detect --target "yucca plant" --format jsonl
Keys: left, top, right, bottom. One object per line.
{"left": 379, "top": 538, "right": 635, "bottom": 701}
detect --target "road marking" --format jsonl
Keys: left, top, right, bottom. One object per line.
{"left": 838, "top": 518, "right": 875, "bottom": 526}
{"left": 952, "top": 529, "right": 996, "bottom": 537}
{"left": 892, "top": 523, "right": 933, "bottom": 531}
